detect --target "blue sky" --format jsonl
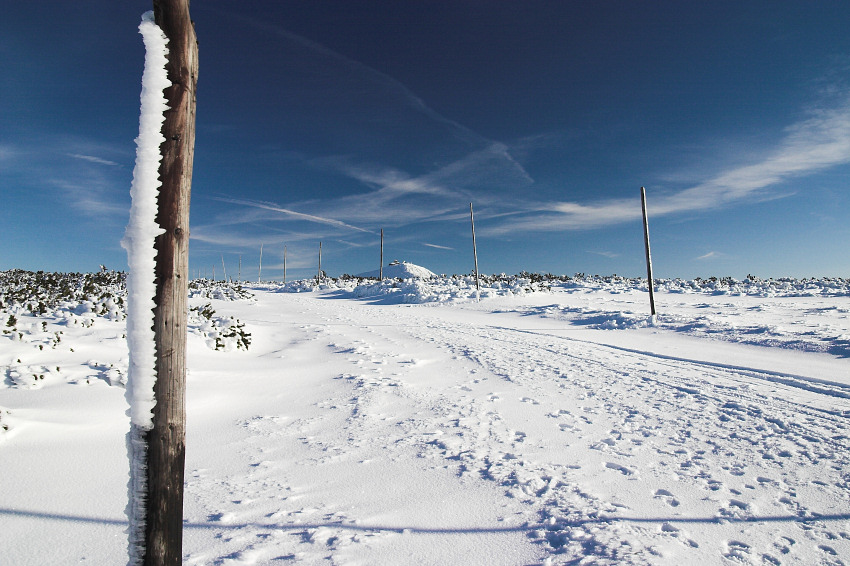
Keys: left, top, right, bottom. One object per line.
{"left": 3, "top": 1, "right": 850, "bottom": 280}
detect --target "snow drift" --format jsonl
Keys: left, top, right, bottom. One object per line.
{"left": 356, "top": 260, "right": 437, "bottom": 280}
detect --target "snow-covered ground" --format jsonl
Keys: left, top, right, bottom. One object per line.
{"left": 1, "top": 272, "right": 849, "bottom": 565}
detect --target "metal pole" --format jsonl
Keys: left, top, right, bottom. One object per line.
{"left": 470, "top": 203, "right": 480, "bottom": 295}
{"left": 317, "top": 241, "right": 322, "bottom": 285}
{"left": 380, "top": 228, "right": 384, "bottom": 280}
{"left": 283, "top": 245, "right": 287, "bottom": 284}
{"left": 641, "top": 187, "right": 657, "bottom": 317}
{"left": 258, "top": 243, "right": 263, "bottom": 283}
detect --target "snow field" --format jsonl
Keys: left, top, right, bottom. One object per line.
{"left": 1, "top": 276, "right": 849, "bottom": 564}
{"left": 182, "top": 294, "right": 541, "bottom": 565}
{"left": 0, "top": 309, "right": 130, "bottom": 564}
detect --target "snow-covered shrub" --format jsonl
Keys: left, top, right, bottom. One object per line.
{"left": 189, "top": 302, "right": 251, "bottom": 351}
{"left": 189, "top": 279, "right": 254, "bottom": 301}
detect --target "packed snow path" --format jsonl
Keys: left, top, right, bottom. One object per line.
{"left": 182, "top": 290, "right": 850, "bottom": 565}
{"left": 1, "top": 284, "right": 849, "bottom": 564}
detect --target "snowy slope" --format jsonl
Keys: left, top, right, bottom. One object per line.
{"left": 1, "top": 274, "right": 849, "bottom": 565}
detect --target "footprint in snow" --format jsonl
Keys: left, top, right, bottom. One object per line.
{"left": 660, "top": 522, "right": 699, "bottom": 548}
{"left": 819, "top": 544, "right": 839, "bottom": 556}
{"left": 208, "top": 511, "right": 238, "bottom": 524}
{"left": 605, "top": 462, "right": 636, "bottom": 476}
{"left": 724, "top": 540, "right": 752, "bottom": 561}
{"left": 592, "top": 437, "right": 616, "bottom": 450}
{"left": 654, "top": 489, "right": 681, "bottom": 507}
{"left": 718, "top": 499, "right": 754, "bottom": 521}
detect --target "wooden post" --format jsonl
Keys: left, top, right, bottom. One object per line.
{"left": 380, "top": 228, "right": 384, "bottom": 280}
{"left": 143, "top": 1, "right": 197, "bottom": 564}
{"left": 640, "top": 187, "right": 657, "bottom": 317}
{"left": 258, "top": 243, "right": 263, "bottom": 283}
{"left": 470, "top": 203, "right": 480, "bottom": 295}
{"left": 317, "top": 241, "right": 323, "bottom": 285}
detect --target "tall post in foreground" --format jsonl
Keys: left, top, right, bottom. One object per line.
{"left": 470, "top": 203, "right": 480, "bottom": 296}
{"left": 380, "top": 228, "right": 384, "bottom": 280}
{"left": 317, "top": 241, "right": 323, "bottom": 285}
{"left": 640, "top": 187, "right": 657, "bottom": 318}
{"left": 149, "top": 1, "right": 197, "bottom": 564}
{"left": 258, "top": 243, "right": 263, "bottom": 283}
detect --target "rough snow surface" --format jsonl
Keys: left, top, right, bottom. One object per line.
{"left": 1, "top": 275, "right": 849, "bottom": 565}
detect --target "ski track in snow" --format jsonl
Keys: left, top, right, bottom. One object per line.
{"left": 179, "top": 291, "right": 850, "bottom": 566}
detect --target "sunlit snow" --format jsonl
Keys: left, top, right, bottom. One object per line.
{"left": 1, "top": 271, "right": 849, "bottom": 564}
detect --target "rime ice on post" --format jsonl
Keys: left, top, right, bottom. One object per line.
{"left": 120, "top": 11, "right": 170, "bottom": 565}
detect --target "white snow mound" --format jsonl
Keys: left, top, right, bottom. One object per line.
{"left": 356, "top": 261, "right": 436, "bottom": 280}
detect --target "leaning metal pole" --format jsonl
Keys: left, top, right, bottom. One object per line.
{"left": 640, "top": 186, "right": 657, "bottom": 317}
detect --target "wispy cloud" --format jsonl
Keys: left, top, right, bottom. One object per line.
{"left": 68, "top": 153, "right": 122, "bottom": 167}
{"left": 216, "top": 197, "right": 374, "bottom": 234}
{"left": 484, "top": 97, "right": 850, "bottom": 235}
{"left": 50, "top": 178, "right": 128, "bottom": 217}
{"left": 423, "top": 243, "right": 454, "bottom": 250}
{"left": 0, "top": 144, "right": 15, "bottom": 162}
{"left": 1, "top": 136, "right": 132, "bottom": 222}
{"left": 319, "top": 158, "right": 457, "bottom": 200}
{"left": 196, "top": 7, "right": 541, "bottom": 245}
{"left": 588, "top": 250, "right": 619, "bottom": 259}
{"left": 212, "top": 7, "right": 488, "bottom": 148}
{"left": 696, "top": 251, "right": 729, "bottom": 261}
{"left": 308, "top": 143, "right": 534, "bottom": 227}
{"left": 189, "top": 226, "right": 287, "bottom": 248}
